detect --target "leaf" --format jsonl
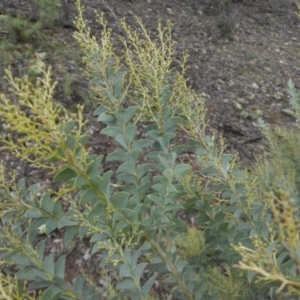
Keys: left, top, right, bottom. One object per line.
{"left": 122, "top": 106, "right": 139, "bottom": 124}
{"left": 106, "top": 150, "right": 128, "bottom": 162}
{"left": 171, "top": 144, "right": 191, "bottom": 154}
{"left": 25, "top": 209, "right": 43, "bottom": 219}
{"left": 125, "top": 125, "right": 137, "bottom": 144}
{"left": 93, "top": 106, "right": 107, "bottom": 117}
{"left": 87, "top": 155, "right": 104, "bottom": 176}
{"left": 165, "top": 117, "right": 181, "bottom": 131}
{"left": 132, "top": 263, "right": 147, "bottom": 281}
{"left": 152, "top": 183, "right": 167, "bottom": 194}
{"left": 27, "top": 218, "right": 48, "bottom": 234}
{"left": 140, "top": 174, "right": 152, "bottom": 185}
{"left": 214, "top": 211, "right": 225, "bottom": 223}
{"left": 148, "top": 195, "right": 164, "bottom": 206}
{"left": 90, "top": 233, "right": 107, "bottom": 242}
{"left": 37, "top": 240, "right": 46, "bottom": 261}
{"left": 162, "top": 106, "right": 172, "bottom": 120}
{"left": 53, "top": 168, "right": 77, "bottom": 182}
{"left": 121, "top": 208, "right": 138, "bottom": 222}
{"left": 61, "top": 120, "right": 77, "bottom": 134}
{"left": 58, "top": 216, "right": 77, "bottom": 229}
{"left": 136, "top": 163, "right": 153, "bottom": 179}
{"left": 52, "top": 276, "right": 70, "bottom": 290}
{"left": 142, "top": 274, "right": 157, "bottom": 298}
{"left": 28, "top": 281, "right": 50, "bottom": 290}
{"left": 101, "top": 126, "right": 122, "bottom": 138}
{"left": 173, "top": 164, "right": 191, "bottom": 179}
{"left": 161, "top": 89, "right": 173, "bottom": 104}
{"left": 247, "top": 271, "right": 257, "bottom": 284}
{"left": 115, "top": 134, "right": 128, "bottom": 149}
{"left": 100, "top": 171, "right": 113, "bottom": 199}
{"left": 6, "top": 253, "right": 32, "bottom": 267}
{"left": 115, "top": 279, "right": 136, "bottom": 291}
{"left": 41, "top": 193, "right": 55, "bottom": 213}
{"left": 80, "top": 188, "right": 99, "bottom": 205}
{"left": 55, "top": 255, "right": 66, "bottom": 279}
{"left": 117, "top": 161, "right": 135, "bottom": 175}
{"left": 40, "top": 286, "right": 62, "bottom": 300}
{"left": 157, "top": 137, "right": 168, "bottom": 152}
{"left": 113, "top": 71, "right": 126, "bottom": 98}
{"left": 16, "top": 178, "right": 26, "bottom": 195}
{"left": 106, "top": 65, "right": 116, "bottom": 80}
{"left": 201, "top": 165, "right": 217, "bottom": 176}
{"left": 128, "top": 149, "right": 143, "bottom": 163}
{"left": 12, "top": 218, "right": 27, "bottom": 231}
{"left": 89, "top": 176, "right": 103, "bottom": 191}
{"left": 74, "top": 174, "right": 87, "bottom": 188}
{"left": 120, "top": 263, "right": 131, "bottom": 278}
{"left": 45, "top": 218, "right": 58, "bottom": 234}
{"left": 52, "top": 202, "right": 64, "bottom": 218}
{"left": 79, "top": 226, "right": 90, "bottom": 239}
{"left": 132, "top": 139, "right": 154, "bottom": 150}
{"left": 97, "top": 112, "right": 115, "bottom": 122}
{"left": 111, "top": 192, "right": 130, "bottom": 209}
{"left": 18, "top": 268, "right": 46, "bottom": 281}
{"left": 44, "top": 253, "right": 55, "bottom": 275}
{"left": 65, "top": 135, "right": 76, "bottom": 150}
{"left": 79, "top": 134, "right": 90, "bottom": 146}
{"left": 72, "top": 276, "right": 85, "bottom": 297}
{"left": 87, "top": 203, "right": 106, "bottom": 221}
{"left": 114, "top": 220, "right": 128, "bottom": 236}
{"left": 164, "top": 203, "right": 183, "bottom": 212}
{"left": 64, "top": 226, "right": 79, "bottom": 248}
{"left": 117, "top": 173, "right": 137, "bottom": 185}
{"left": 88, "top": 293, "right": 103, "bottom": 300}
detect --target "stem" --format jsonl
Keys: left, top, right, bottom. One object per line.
{"left": 146, "top": 236, "right": 194, "bottom": 300}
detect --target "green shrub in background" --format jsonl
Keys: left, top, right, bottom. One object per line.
{"left": 34, "top": 0, "right": 62, "bottom": 28}
{"left": 1, "top": 0, "right": 300, "bottom": 299}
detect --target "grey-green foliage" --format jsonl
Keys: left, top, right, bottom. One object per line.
{"left": 1, "top": 0, "right": 300, "bottom": 299}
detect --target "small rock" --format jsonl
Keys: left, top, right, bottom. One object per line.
{"left": 216, "top": 79, "right": 225, "bottom": 86}
{"left": 252, "top": 82, "right": 259, "bottom": 89}
{"left": 230, "top": 35, "right": 239, "bottom": 43}
{"left": 237, "top": 97, "right": 248, "bottom": 104}
{"left": 166, "top": 7, "right": 174, "bottom": 15}
{"left": 274, "top": 93, "right": 282, "bottom": 100}
{"left": 281, "top": 108, "right": 295, "bottom": 117}
{"left": 261, "top": 86, "right": 267, "bottom": 93}
{"left": 248, "top": 94, "right": 256, "bottom": 101}
{"left": 197, "top": 10, "right": 203, "bottom": 15}
{"left": 233, "top": 101, "right": 242, "bottom": 110}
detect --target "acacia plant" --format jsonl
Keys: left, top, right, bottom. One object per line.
{"left": 1, "top": 0, "right": 300, "bottom": 299}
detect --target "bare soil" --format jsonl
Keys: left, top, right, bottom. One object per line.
{"left": 1, "top": 0, "right": 300, "bottom": 292}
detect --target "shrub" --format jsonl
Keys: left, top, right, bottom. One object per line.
{"left": 0, "top": 0, "right": 300, "bottom": 299}
{"left": 34, "top": 0, "right": 62, "bottom": 28}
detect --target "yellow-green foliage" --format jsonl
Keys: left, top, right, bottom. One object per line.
{"left": 0, "top": 274, "right": 36, "bottom": 300}
{"left": 0, "top": 55, "right": 88, "bottom": 171}
{"left": 233, "top": 189, "right": 300, "bottom": 296}
{"left": 207, "top": 267, "right": 245, "bottom": 300}
{"left": 73, "top": 0, "right": 206, "bottom": 134}
{"left": 175, "top": 227, "right": 205, "bottom": 259}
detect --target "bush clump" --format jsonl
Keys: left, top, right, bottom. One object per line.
{"left": 1, "top": 0, "right": 300, "bottom": 299}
